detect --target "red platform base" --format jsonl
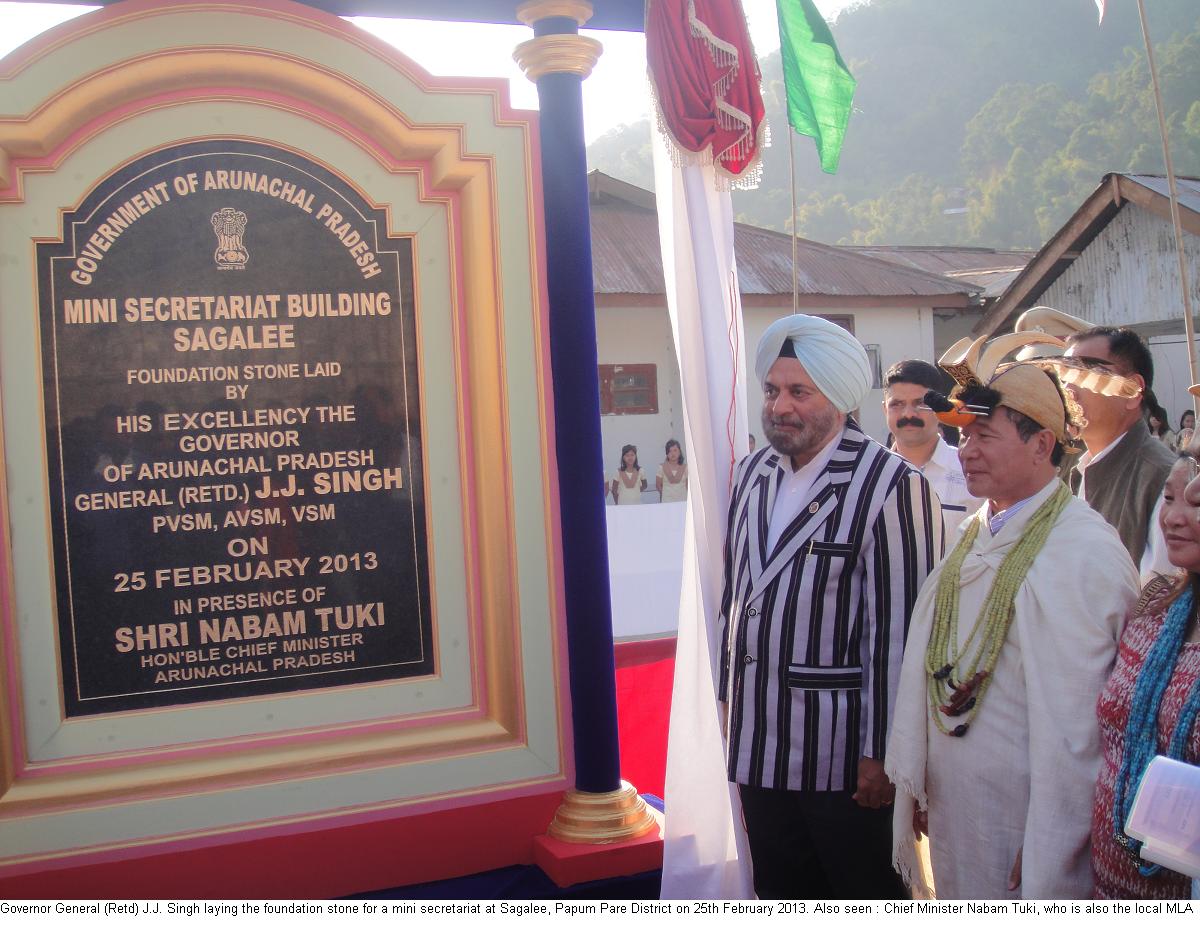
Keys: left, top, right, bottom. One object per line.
{"left": 0, "top": 790, "right": 565, "bottom": 899}
{"left": 532, "top": 810, "right": 664, "bottom": 888}
{"left": 0, "top": 636, "right": 678, "bottom": 898}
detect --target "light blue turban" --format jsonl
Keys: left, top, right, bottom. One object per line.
{"left": 755, "top": 314, "right": 873, "bottom": 413}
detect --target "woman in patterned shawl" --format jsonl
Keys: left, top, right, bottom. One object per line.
{"left": 1091, "top": 431, "right": 1200, "bottom": 899}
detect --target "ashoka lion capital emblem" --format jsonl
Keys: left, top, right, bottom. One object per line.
{"left": 211, "top": 207, "right": 249, "bottom": 270}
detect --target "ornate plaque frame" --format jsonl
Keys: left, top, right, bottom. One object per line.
{"left": 0, "top": 0, "right": 567, "bottom": 880}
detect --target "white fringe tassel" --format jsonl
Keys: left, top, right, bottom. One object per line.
{"left": 646, "top": 1, "right": 770, "bottom": 191}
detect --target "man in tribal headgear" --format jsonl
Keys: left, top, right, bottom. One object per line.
{"left": 721, "top": 314, "right": 943, "bottom": 899}
{"left": 886, "top": 333, "right": 1140, "bottom": 900}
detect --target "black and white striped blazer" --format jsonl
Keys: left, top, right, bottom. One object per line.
{"left": 720, "top": 419, "right": 943, "bottom": 791}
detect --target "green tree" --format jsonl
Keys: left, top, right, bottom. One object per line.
{"left": 790, "top": 192, "right": 862, "bottom": 244}
{"left": 852, "top": 174, "right": 961, "bottom": 245}
{"left": 966, "top": 148, "right": 1041, "bottom": 248}
{"left": 961, "top": 84, "right": 1081, "bottom": 183}
{"left": 587, "top": 121, "right": 653, "bottom": 191}
{"left": 585, "top": 0, "right": 1200, "bottom": 249}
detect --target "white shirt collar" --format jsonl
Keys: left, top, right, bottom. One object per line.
{"left": 765, "top": 429, "right": 843, "bottom": 552}
{"left": 1077, "top": 423, "right": 1140, "bottom": 471}
{"left": 923, "top": 437, "right": 961, "bottom": 475}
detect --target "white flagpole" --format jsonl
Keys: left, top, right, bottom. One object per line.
{"left": 1134, "top": 0, "right": 1198, "bottom": 407}
{"left": 788, "top": 130, "right": 799, "bottom": 314}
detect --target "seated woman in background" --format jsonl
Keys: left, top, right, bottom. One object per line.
{"left": 657, "top": 439, "right": 688, "bottom": 503}
{"left": 610, "top": 444, "right": 646, "bottom": 505}
{"left": 1092, "top": 434, "right": 1200, "bottom": 899}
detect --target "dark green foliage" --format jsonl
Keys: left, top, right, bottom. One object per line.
{"left": 586, "top": 0, "right": 1200, "bottom": 249}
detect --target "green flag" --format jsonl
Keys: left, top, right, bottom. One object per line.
{"left": 776, "top": 0, "right": 856, "bottom": 173}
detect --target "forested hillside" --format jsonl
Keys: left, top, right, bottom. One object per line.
{"left": 586, "top": 0, "right": 1200, "bottom": 248}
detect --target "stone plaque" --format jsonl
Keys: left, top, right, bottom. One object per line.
{"left": 37, "top": 140, "right": 432, "bottom": 715}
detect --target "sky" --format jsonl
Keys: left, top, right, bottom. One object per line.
{"left": 0, "top": 0, "right": 862, "bottom": 143}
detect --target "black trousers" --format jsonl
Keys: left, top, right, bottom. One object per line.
{"left": 738, "top": 784, "right": 909, "bottom": 900}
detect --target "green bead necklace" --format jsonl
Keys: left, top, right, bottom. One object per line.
{"left": 926, "top": 482, "right": 1072, "bottom": 736}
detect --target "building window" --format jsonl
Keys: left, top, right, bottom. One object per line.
{"left": 599, "top": 364, "right": 658, "bottom": 415}
{"left": 864, "top": 344, "right": 884, "bottom": 389}
{"left": 822, "top": 314, "right": 855, "bottom": 335}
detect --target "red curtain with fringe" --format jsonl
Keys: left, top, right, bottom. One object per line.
{"left": 646, "top": 0, "right": 766, "bottom": 181}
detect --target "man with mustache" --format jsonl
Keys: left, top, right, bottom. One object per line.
{"left": 720, "top": 315, "right": 943, "bottom": 898}
{"left": 883, "top": 359, "right": 982, "bottom": 535}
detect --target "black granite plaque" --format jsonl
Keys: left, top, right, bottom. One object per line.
{"left": 37, "top": 140, "right": 433, "bottom": 715}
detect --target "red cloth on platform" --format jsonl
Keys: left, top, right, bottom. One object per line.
{"left": 646, "top": 0, "right": 766, "bottom": 182}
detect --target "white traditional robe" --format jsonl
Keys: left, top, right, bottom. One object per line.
{"left": 887, "top": 477, "right": 1139, "bottom": 899}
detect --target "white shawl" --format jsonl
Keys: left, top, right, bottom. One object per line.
{"left": 887, "top": 478, "right": 1139, "bottom": 899}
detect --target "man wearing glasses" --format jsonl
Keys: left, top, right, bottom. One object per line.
{"left": 1063, "top": 327, "right": 1175, "bottom": 583}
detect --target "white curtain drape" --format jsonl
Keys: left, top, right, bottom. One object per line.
{"left": 653, "top": 130, "right": 754, "bottom": 900}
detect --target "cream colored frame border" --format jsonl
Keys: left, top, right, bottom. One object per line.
{"left": 0, "top": 2, "right": 565, "bottom": 866}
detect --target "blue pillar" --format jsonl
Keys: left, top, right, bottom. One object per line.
{"left": 515, "top": 3, "right": 620, "bottom": 796}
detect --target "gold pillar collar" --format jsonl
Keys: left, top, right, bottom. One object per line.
{"left": 516, "top": 0, "right": 594, "bottom": 27}
{"left": 547, "top": 780, "right": 659, "bottom": 844}
{"left": 513, "top": 34, "right": 603, "bottom": 82}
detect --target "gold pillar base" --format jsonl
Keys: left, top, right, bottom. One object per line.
{"left": 547, "top": 781, "right": 659, "bottom": 844}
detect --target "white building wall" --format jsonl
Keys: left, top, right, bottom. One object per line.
{"left": 594, "top": 301, "right": 939, "bottom": 475}
{"left": 1040, "top": 204, "right": 1200, "bottom": 328}
{"left": 1148, "top": 334, "right": 1200, "bottom": 430}
{"left": 933, "top": 306, "right": 984, "bottom": 359}
{"left": 741, "top": 304, "right": 936, "bottom": 444}
{"left": 595, "top": 303, "right": 682, "bottom": 501}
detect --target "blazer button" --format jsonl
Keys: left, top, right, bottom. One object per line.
{"left": 747, "top": 607, "right": 757, "bottom": 617}
{"left": 743, "top": 654, "right": 755, "bottom": 664}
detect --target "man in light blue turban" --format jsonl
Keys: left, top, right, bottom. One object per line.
{"left": 754, "top": 313, "right": 874, "bottom": 415}
{"left": 719, "top": 314, "right": 943, "bottom": 899}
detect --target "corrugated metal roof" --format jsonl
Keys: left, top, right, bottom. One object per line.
{"left": 731, "top": 224, "right": 979, "bottom": 296}
{"left": 588, "top": 173, "right": 980, "bottom": 299}
{"left": 977, "top": 173, "right": 1200, "bottom": 336}
{"left": 947, "top": 266, "right": 1027, "bottom": 299}
{"left": 1039, "top": 203, "right": 1200, "bottom": 330}
{"left": 846, "top": 245, "right": 1035, "bottom": 277}
{"left": 847, "top": 245, "right": 1034, "bottom": 295}
{"left": 590, "top": 200, "right": 668, "bottom": 295}
{"left": 1126, "top": 174, "right": 1200, "bottom": 216}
